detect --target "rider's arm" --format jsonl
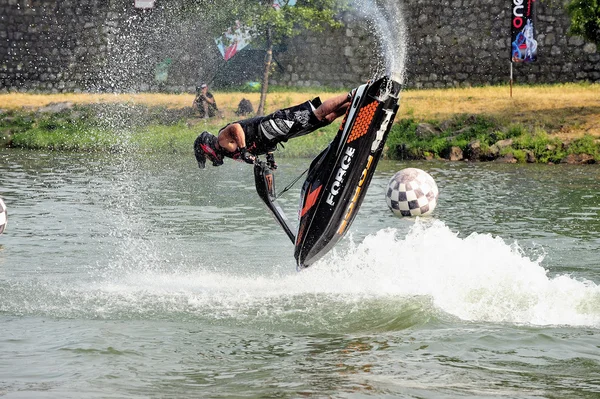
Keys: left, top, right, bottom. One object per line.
{"left": 219, "top": 123, "right": 246, "bottom": 153}
{"left": 221, "top": 123, "right": 255, "bottom": 164}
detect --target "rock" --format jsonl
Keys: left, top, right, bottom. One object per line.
{"left": 495, "top": 138, "right": 513, "bottom": 149}
{"left": 560, "top": 154, "right": 595, "bottom": 164}
{"left": 525, "top": 150, "right": 536, "bottom": 163}
{"left": 466, "top": 140, "right": 482, "bottom": 161}
{"left": 583, "top": 43, "right": 597, "bottom": 54}
{"left": 444, "top": 135, "right": 457, "bottom": 143}
{"left": 452, "top": 126, "right": 471, "bottom": 135}
{"left": 444, "top": 146, "right": 463, "bottom": 161}
{"left": 415, "top": 122, "right": 440, "bottom": 138}
{"left": 439, "top": 119, "right": 454, "bottom": 132}
{"left": 496, "top": 153, "right": 518, "bottom": 163}
{"left": 38, "top": 102, "right": 74, "bottom": 113}
{"left": 489, "top": 144, "right": 500, "bottom": 158}
{"left": 0, "top": 129, "right": 13, "bottom": 147}
{"left": 487, "top": 139, "right": 514, "bottom": 161}
{"left": 2, "top": 116, "right": 15, "bottom": 125}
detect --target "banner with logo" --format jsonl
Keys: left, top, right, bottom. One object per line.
{"left": 511, "top": 0, "right": 538, "bottom": 63}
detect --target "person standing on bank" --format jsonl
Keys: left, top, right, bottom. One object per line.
{"left": 194, "top": 90, "right": 354, "bottom": 170}
{"left": 192, "top": 83, "right": 219, "bottom": 119}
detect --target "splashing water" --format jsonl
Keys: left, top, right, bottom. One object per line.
{"left": 352, "top": 0, "right": 408, "bottom": 83}
{"left": 319, "top": 220, "right": 600, "bottom": 327}
{"left": 3, "top": 220, "right": 600, "bottom": 329}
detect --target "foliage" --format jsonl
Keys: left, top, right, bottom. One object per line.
{"left": 3, "top": 104, "right": 201, "bottom": 152}
{"left": 384, "top": 114, "right": 600, "bottom": 163}
{"left": 386, "top": 115, "right": 502, "bottom": 159}
{"left": 500, "top": 147, "right": 527, "bottom": 163}
{"left": 130, "top": 123, "right": 205, "bottom": 154}
{"left": 195, "top": 0, "right": 347, "bottom": 46}
{"left": 2, "top": 88, "right": 599, "bottom": 164}
{"left": 512, "top": 128, "right": 565, "bottom": 163}
{"left": 566, "top": 0, "right": 600, "bottom": 45}
{"left": 0, "top": 111, "right": 35, "bottom": 133}
{"left": 11, "top": 126, "right": 118, "bottom": 151}
{"left": 567, "top": 134, "right": 599, "bottom": 157}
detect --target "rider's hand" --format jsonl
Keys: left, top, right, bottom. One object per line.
{"left": 347, "top": 88, "right": 357, "bottom": 101}
{"left": 266, "top": 153, "right": 277, "bottom": 170}
{"left": 239, "top": 147, "right": 255, "bottom": 164}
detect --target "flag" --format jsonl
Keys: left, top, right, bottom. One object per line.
{"left": 511, "top": 0, "right": 538, "bottom": 63}
{"left": 215, "top": 22, "right": 253, "bottom": 61}
{"left": 215, "top": 1, "right": 296, "bottom": 61}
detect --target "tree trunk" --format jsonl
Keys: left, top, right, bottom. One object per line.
{"left": 257, "top": 28, "right": 273, "bottom": 116}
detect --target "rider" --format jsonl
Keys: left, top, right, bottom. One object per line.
{"left": 194, "top": 91, "right": 353, "bottom": 170}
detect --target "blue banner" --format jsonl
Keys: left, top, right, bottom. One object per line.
{"left": 511, "top": 0, "right": 538, "bottom": 63}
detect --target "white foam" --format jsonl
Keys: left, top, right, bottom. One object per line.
{"left": 96, "top": 219, "right": 600, "bottom": 327}
{"left": 311, "top": 220, "right": 600, "bottom": 327}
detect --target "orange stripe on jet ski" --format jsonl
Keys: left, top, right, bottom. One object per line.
{"left": 347, "top": 101, "right": 378, "bottom": 143}
{"left": 300, "top": 185, "right": 322, "bottom": 217}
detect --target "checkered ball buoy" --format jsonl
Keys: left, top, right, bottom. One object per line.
{"left": 385, "top": 168, "right": 439, "bottom": 217}
{"left": 0, "top": 197, "right": 6, "bottom": 235}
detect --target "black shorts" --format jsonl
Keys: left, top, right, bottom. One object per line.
{"left": 259, "top": 97, "right": 328, "bottom": 142}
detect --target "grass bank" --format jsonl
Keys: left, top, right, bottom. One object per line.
{"left": 1, "top": 83, "right": 599, "bottom": 163}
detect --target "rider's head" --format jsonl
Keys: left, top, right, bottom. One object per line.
{"left": 194, "top": 131, "right": 224, "bottom": 168}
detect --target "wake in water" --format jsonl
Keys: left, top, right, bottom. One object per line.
{"left": 317, "top": 220, "right": 600, "bottom": 327}
{"left": 3, "top": 220, "right": 600, "bottom": 329}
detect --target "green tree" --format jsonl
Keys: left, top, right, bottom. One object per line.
{"left": 203, "top": 0, "right": 348, "bottom": 114}
{"left": 566, "top": 0, "right": 600, "bottom": 45}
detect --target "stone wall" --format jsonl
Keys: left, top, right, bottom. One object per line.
{"left": 403, "top": 0, "right": 599, "bottom": 88}
{"left": 272, "top": 0, "right": 599, "bottom": 88}
{"left": 0, "top": 0, "right": 110, "bottom": 91}
{"left": 1, "top": 0, "right": 598, "bottom": 93}
{"left": 0, "top": 0, "right": 226, "bottom": 93}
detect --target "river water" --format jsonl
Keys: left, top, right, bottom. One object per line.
{"left": 1, "top": 148, "right": 599, "bottom": 398}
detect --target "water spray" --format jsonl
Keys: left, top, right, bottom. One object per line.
{"left": 352, "top": 0, "right": 408, "bottom": 84}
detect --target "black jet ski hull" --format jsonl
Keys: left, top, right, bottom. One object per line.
{"left": 254, "top": 161, "right": 296, "bottom": 243}
{"left": 295, "top": 76, "right": 401, "bottom": 269}
{"left": 253, "top": 76, "right": 401, "bottom": 270}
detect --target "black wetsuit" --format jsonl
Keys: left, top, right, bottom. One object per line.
{"left": 221, "top": 98, "right": 329, "bottom": 160}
